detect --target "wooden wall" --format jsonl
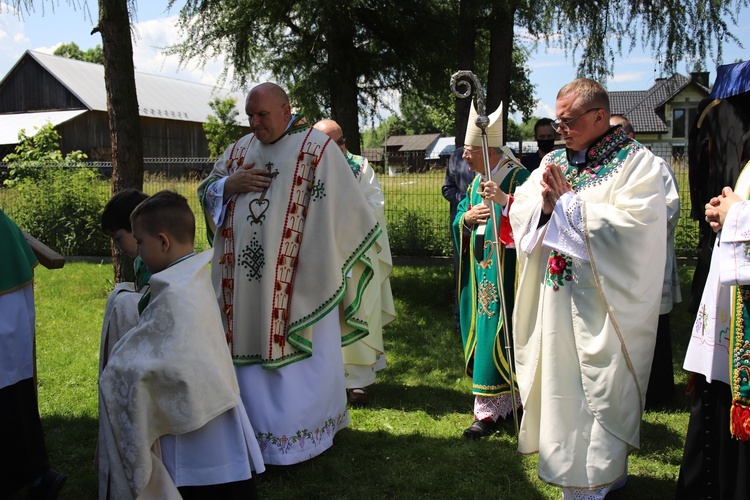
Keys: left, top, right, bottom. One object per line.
{"left": 0, "top": 58, "right": 86, "bottom": 112}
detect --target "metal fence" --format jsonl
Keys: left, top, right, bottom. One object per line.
{"left": 0, "top": 148, "right": 700, "bottom": 258}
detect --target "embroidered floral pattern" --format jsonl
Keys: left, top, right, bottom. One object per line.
{"left": 239, "top": 234, "right": 264, "bottom": 281}
{"left": 311, "top": 179, "right": 326, "bottom": 201}
{"left": 477, "top": 276, "right": 498, "bottom": 317}
{"left": 346, "top": 152, "right": 363, "bottom": 179}
{"left": 545, "top": 251, "right": 572, "bottom": 291}
{"left": 255, "top": 415, "right": 344, "bottom": 456}
{"left": 549, "top": 126, "right": 639, "bottom": 193}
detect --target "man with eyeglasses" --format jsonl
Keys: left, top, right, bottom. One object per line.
{"left": 509, "top": 78, "right": 667, "bottom": 499}
{"left": 452, "top": 102, "right": 529, "bottom": 439}
{"left": 198, "top": 83, "right": 381, "bottom": 465}
{"left": 313, "top": 119, "right": 396, "bottom": 407}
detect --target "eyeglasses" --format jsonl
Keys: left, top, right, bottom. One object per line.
{"left": 462, "top": 147, "right": 480, "bottom": 157}
{"left": 335, "top": 136, "right": 346, "bottom": 145}
{"left": 552, "top": 108, "right": 603, "bottom": 132}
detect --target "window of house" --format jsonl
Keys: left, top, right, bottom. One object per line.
{"left": 672, "top": 107, "right": 697, "bottom": 139}
{"left": 673, "top": 109, "right": 686, "bottom": 138}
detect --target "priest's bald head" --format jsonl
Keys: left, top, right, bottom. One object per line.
{"left": 246, "top": 83, "right": 292, "bottom": 144}
{"left": 313, "top": 119, "right": 347, "bottom": 154}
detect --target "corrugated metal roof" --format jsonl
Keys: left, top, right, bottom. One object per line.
{"left": 426, "top": 136, "right": 455, "bottom": 159}
{"left": 0, "top": 109, "right": 86, "bottom": 145}
{"left": 386, "top": 133, "right": 442, "bottom": 152}
{"left": 361, "top": 148, "right": 383, "bottom": 162}
{"left": 26, "top": 51, "right": 247, "bottom": 124}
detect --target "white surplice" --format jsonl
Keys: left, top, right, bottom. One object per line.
{"left": 99, "top": 250, "right": 264, "bottom": 499}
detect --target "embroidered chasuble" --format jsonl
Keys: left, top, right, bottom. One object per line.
{"left": 509, "top": 127, "right": 667, "bottom": 489}
{"left": 98, "top": 250, "right": 243, "bottom": 499}
{"left": 341, "top": 152, "right": 396, "bottom": 385}
{"left": 452, "top": 157, "right": 529, "bottom": 396}
{"left": 684, "top": 160, "right": 750, "bottom": 440}
{"left": 198, "top": 116, "right": 381, "bottom": 369}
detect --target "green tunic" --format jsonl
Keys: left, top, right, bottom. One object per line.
{"left": 0, "top": 209, "right": 37, "bottom": 295}
{"left": 452, "top": 159, "right": 529, "bottom": 396}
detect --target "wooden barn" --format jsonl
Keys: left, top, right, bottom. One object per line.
{"left": 0, "top": 50, "right": 250, "bottom": 161}
{"left": 384, "top": 133, "right": 442, "bottom": 174}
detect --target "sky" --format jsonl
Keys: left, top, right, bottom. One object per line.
{"left": 1, "top": 1, "right": 749, "bottom": 126}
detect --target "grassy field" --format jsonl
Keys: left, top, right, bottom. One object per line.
{"left": 31, "top": 261, "right": 697, "bottom": 499}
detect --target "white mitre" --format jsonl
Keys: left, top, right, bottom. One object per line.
{"left": 465, "top": 101, "right": 503, "bottom": 148}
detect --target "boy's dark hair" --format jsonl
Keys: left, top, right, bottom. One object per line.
{"left": 101, "top": 189, "right": 149, "bottom": 235}
{"left": 534, "top": 118, "right": 555, "bottom": 135}
{"left": 130, "top": 190, "right": 195, "bottom": 244}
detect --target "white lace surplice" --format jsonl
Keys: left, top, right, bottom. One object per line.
{"left": 99, "top": 250, "right": 260, "bottom": 499}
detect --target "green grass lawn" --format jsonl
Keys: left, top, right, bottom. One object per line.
{"left": 32, "top": 261, "right": 697, "bottom": 499}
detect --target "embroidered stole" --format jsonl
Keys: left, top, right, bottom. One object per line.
{"left": 730, "top": 177, "right": 750, "bottom": 440}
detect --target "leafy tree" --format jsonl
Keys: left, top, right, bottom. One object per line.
{"left": 169, "top": 0, "right": 748, "bottom": 154}
{"left": 516, "top": 0, "right": 749, "bottom": 81}
{"left": 168, "top": 0, "right": 454, "bottom": 155}
{"left": 12, "top": 0, "right": 144, "bottom": 282}
{"left": 53, "top": 41, "right": 104, "bottom": 64}
{"left": 204, "top": 98, "right": 243, "bottom": 158}
{"left": 396, "top": 92, "right": 454, "bottom": 136}
{"left": 505, "top": 119, "right": 523, "bottom": 143}
{"left": 517, "top": 117, "right": 539, "bottom": 142}
{"left": 3, "top": 123, "right": 87, "bottom": 186}
{"left": 361, "top": 116, "right": 404, "bottom": 149}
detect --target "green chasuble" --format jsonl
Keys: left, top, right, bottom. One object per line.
{"left": 453, "top": 158, "right": 529, "bottom": 396}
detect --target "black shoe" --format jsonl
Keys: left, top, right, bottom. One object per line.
{"left": 462, "top": 419, "right": 497, "bottom": 439}
{"left": 29, "top": 470, "right": 67, "bottom": 500}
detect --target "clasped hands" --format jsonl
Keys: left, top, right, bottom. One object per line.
{"left": 224, "top": 160, "right": 273, "bottom": 199}
{"left": 705, "top": 186, "right": 742, "bottom": 233}
{"left": 540, "top": 164, "right": 573, "bottom": 215}
{"left": 465, "top": 181, "right": 506, "bottom": 225}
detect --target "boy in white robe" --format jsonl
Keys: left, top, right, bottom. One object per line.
{"left": 99, "top": 188, "right": 151, "bottom": 371}
{"left": 98, "top": 191, "right": 264, "bottom": 499}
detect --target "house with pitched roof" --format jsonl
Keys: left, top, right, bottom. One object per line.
{"left": 384, "top": 133, "right": 442, "bottom": 174}
{"left": 609, "top": 72, "right": 710, "bottom": 157}
{"left": 0, "top": 50, "right": 250, "bottom": 161}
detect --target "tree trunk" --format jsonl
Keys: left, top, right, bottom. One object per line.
{"left": 486, "top": 1, "right": 518, "bottom": 145}
{"left": 455, "top": 0, "right": 477, "bottom": 147}
{"left": 98, "top": 0, "right": 143, "bottom": 283}
{"left": 326, "top": 11, "right": 361, "bottom": 155}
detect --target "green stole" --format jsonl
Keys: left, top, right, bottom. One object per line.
{"left": 0, "top": 208, "right": 37, "bottom": 295}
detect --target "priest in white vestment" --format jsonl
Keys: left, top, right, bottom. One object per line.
{"left": 509, "top": 78, "right": 667, "bottom": 500}
{"left": 313, "top": 118, "right": 396, "bottom": 405}
{"left": 198, "top": 84, "right": 381, "bottom": 465}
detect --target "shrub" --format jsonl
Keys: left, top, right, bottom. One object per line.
{"left": 387, "top": 207, "right": 452, "bottom": 256}
{"left": 3, "top": 123, "right": 87, "bottom": 187}
{"left": 12, "top": 166, "right": 110, "bottom": 256}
